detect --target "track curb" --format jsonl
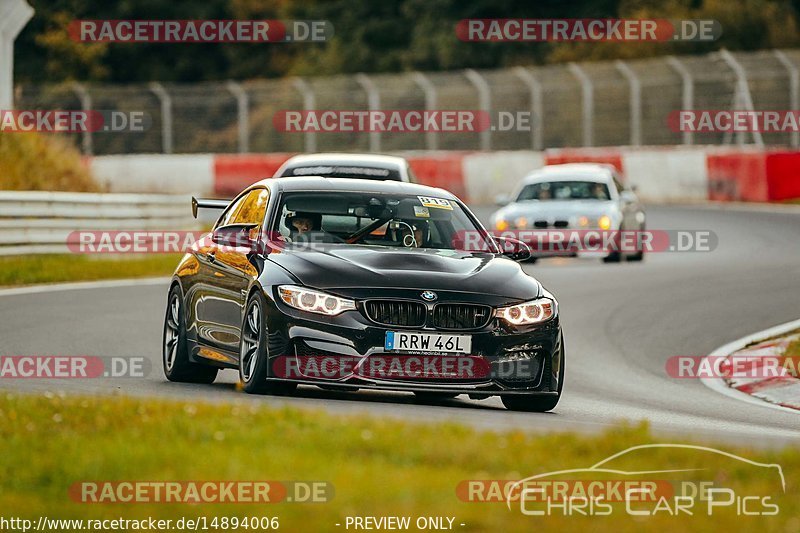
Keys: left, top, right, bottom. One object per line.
{"left": 701, "top": 319, "right": 800, "bottom": 414}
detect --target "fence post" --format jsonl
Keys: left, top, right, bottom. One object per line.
{"left": 773, "top": 50, "right": 799, "bottom": 149}
{"left": 719, "top": 49, "right": 764, "bottom": 146}
{"left": 512, "top": 67, "right": 543, "bottom": 150}
{"left": 411, "top": 71, "right": 438, "bottom": 151}
{"left": 568, "top": 63, "right": 593, "bottom": 147}
{"left": 0, "top": 0, "right": 33, "bottom": 110}
{"left": 464, "top": 69, "right": 491, "bottom": 151}
{"left": 71, "top": 83, "right": 93, "bottom": 155}
{"left": 226, "top": 81, "right": 250, "bottom": 153}
{"left": 666, "top": 56, "right": 694, "bottom": 146}
{"left": 149, "top": 82, "right": 173, "bottom": 154}
{"left": 615, "top": 60, "right": 641, "bottom": 146}
{"left": 292, "top": 77, "right": 316, "bottom": 153}
{"left": 355, "top": 73, "right": 381, "bottom": 152}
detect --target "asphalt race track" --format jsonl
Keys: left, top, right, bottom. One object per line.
{"left": 2, "top": 205, "right": 799, "bottom": 447}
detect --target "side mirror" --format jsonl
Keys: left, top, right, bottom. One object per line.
{"left": 620, "top": 190, "right": 637, "bottom": 203}
{"left": 493, "top": 236, "right": 532, "bottom": 262}
{"left": 494, "top": 194, "right": 510, "bottom": 207}
{"left": 211, "top": 224, "right": 266, "bottom": 254}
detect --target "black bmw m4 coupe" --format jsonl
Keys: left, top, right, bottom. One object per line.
{"left": 163, "top": 177, "right": 564, "bottom": 411}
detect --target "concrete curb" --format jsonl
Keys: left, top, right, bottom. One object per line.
{"left": 701, "top": 319, "right": 800, "bottom": 414}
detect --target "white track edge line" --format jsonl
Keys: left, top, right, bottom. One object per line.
{"left": 0, "top": 277, "right": 171, "bottom": 297}
{"left": 701, "top": 318, "right": 800, "bottom": 414}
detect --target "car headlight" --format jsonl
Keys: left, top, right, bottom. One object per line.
{"left": 577, "top": 215, "right": 612, "bottom": 229}
{"left": 278, "top": 285, "right": 356, "bottom": 316}
{"left": 495, "top": 218, "right": 509, "bottom": 231}
{"left": 497, "top": 297, "right": 557, "bottom": 325}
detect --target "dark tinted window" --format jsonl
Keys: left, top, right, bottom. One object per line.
{"left": 517, "top": 181, "right": 611, "bottom": 201}
{"left": 283, "top": 164, "right": 402, "bottom": 181}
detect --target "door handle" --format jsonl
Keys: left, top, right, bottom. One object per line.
{"left": 205, "top": 251, "right": 216, "bottom": 263}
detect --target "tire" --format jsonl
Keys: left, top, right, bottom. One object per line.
{"left": 239, "top": 291, "right": 297, "bottom": 395}
{"left": 627, "top": 225, "right": 646, "bottom": 262}
{"left": 602, "top": 227, "right": 623, "bottom": 263}
{"left": 627, "top": 249, "right": 645, "bottom": 262}
{"left": 501, "top": 334, "right": 565, "bottom": 412}
{"left": 163, "top": 285, "right": 218, "bottom": 384}
{"left": 413, "top": 392, "right": 459, "bottom": 402}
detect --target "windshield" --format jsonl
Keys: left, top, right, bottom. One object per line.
{"left": 517, "top": 180, "right": 611, "bottom": 201}
{"left": 274, "top": 192, "right": 493, "bottom": 251}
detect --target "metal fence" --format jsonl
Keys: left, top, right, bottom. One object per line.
{"left": 15, "top": 48, "right": 800, "bottom": 155}
{"left": 0, "top": 191, "right": 198, "bottom": 255}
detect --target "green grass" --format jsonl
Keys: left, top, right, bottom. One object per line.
{"left": 0, "top": 254, "right": 180, "bottom": 286}
{"left": 0, "top": 394, "right": 797, "bottom": 531}
{"left": 783, "top": 335, "right": 800, "bottom": 378}
{"left": 786, "top": 338, "right": 800, "bottom": 358}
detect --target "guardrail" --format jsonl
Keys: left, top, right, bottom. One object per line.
{"left": 18, "top": 49, "right": 800, "bottom": 154}
{"left": 0, "top": 191, "right": 200, "bottom": 255}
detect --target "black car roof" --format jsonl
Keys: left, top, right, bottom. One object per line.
{"left": 255, "top": 176, "right": 456, "bottom": 199}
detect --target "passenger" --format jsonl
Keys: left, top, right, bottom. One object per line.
{"left": 592, "top": 183, "right": 609, "bottom": 200}
{"left": 286, "top": 212, "right": 322, "bottom": 238}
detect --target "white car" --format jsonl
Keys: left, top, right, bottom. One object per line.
{"left": 490, "top": 163, "right": 646, "bottom": 263}
{"left": 274, "top": 153, "right": 416, "bottom": 183}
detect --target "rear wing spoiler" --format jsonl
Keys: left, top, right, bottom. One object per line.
{"left": 191, "top": 197, "right": 230, "bottom": 218}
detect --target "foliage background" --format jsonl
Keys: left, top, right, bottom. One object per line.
{"left": 15, "top": 0, "right": 800, "bottom": 83}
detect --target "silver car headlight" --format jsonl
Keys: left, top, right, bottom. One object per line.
{"left": 497, "top": 297, "right": 557, "bottom": 325}
{"left": 577, "top": 215, "right": 613, "bottom": 230}
{"left": 278, "top": 285, "right": 356, "bottom": 316}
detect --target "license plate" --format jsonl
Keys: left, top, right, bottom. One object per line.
{"left": 384, "top": 331, "right": 472, "bottom": 354}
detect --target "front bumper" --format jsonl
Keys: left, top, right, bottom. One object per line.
{"left": 266, "top": 289, "right": 562, "bottom": 396}
{"left": 511, "top": 228, "right": 620, "bottom": 258}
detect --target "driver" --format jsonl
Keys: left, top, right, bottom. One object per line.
{"left": 396, "top": 219, "right": 429, "bottom": 248}
{"left": 287, "top": 212, "right": 322, "bottom": 234}
{"left": 537, "top": 185, "right": 552, "bottom": 200}
{"left": 285, "top": 212, "right": 322, "bottom": 240}
{"left": 592, "top": 182, "right": 609, "bottom": 200}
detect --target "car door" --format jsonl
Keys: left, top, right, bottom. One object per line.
{"left": 193, "top": 188, "right": 270, "bottom": 354}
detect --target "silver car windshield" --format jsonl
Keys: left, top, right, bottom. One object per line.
{"left": 517, "top": 181, "right": 610, "bottom": 201}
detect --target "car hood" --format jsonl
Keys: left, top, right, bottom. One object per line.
{"left": 268, "top": 245, "right": 541, "bottom": 300}
{"left": 492, "top": 200, "right": 617, "bottom": 222}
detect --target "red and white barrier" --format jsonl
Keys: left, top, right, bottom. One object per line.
{"left": 90, "top": 154, "right": 215, "bottom": 194}
{"left": 86, "top": 147, "right": 800, "bottom": 205}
